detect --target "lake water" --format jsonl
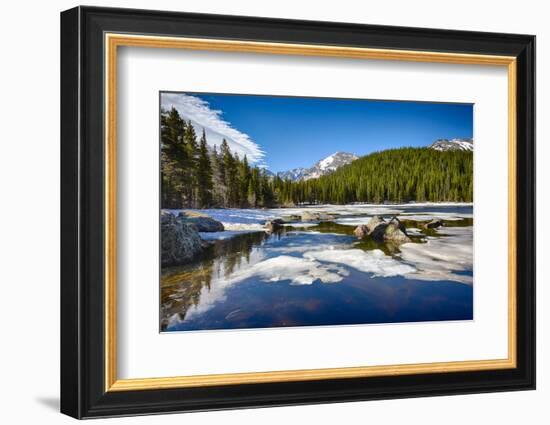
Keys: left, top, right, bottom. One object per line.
{"left": 161, "top": 203, "right": 473, "bottom": 332}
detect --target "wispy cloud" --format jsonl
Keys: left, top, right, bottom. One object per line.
{"left": 161, "top": 93, "right": 265, "bottom": 164}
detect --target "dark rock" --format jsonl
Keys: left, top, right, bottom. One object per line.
{"left": 177, "top": 210, "right": 224, "bottom": 232}
{"left": 161, "top": 210, "right": 175, "bottom": 225}
{"left": 265, "top": 218, "right": 284, "bottom": 232}
{"left": 424, "top": 219, "right": 444, "bottom": 229}
{"left": 161, "top": 214, "right": 204, "bottom": 266}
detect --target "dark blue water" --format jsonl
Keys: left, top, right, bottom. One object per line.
{"left": 167, "top": 272, "right": 473, "bottom": 332}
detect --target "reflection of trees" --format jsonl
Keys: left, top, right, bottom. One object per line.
{"left": 160, "top": 231, "right": 269, "bottom": 330}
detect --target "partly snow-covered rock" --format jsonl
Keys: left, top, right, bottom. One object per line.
{"left": 177, "top": 210, "right": 224, "bottom": 232}
{"left": 429, "top": 138, "right": 473, "bottom": 152}
{"left": 161, "top": 212, "right": 204, "bottom": 266}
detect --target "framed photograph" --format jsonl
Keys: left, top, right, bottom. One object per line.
{"left": 60, "top": 6, "right": 535, "bottom": 419}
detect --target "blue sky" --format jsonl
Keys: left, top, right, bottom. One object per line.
{"left": 161, "top": 92, "right": 473, "bottom": 173}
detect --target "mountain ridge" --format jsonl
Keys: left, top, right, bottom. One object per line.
{"left": 429, "top": 138, "right": 473, "bottom": 152}
{"left": 274, "top": 151, "right": 358, "bottom": 181}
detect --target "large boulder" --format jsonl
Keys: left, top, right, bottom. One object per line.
{"left": 384, "top": 217, "right": 411, "bottom": 243}
{"left": 161, "top": 212, "right": 204, "bottom": 266}
{"left": 366, "top": 215, "right": 386, "bottom": 233}
{"left": 177, "top": 210, "right": 224, "bottom": 232}
{"left": 354, "top": 215, "right": 411, "bottom": 244}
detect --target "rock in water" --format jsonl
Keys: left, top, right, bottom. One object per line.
{"left": 354, "top": 215, "right": 411, "bottom": 244}
{"left": 161, "top": 212, "right": 204, "bottom": 266}
{"left": 366, "top": 215, "right": 386, "bottom": 233}
{"left": 265, "top": 218, "right": 284, "bottom": 232}
{"left": 384, "top": 217, "right": 411, "bottom": 243}
{"left": 424, "top": 219, "right": 444, "bottom": 229}
{"left": 301, "top": 211, "right": 320, "bottom": 221}
{"left": 177, "top": 210, "right": 224, "bottom": 232}
{"left": 353, "top": 224, "right": 369, "bottom": 239}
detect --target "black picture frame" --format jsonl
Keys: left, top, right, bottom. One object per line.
{"left": 61, "top": 5, "right": 535, "bottom": 419}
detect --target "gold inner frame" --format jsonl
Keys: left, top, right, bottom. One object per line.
{"left": 104, "top": 33, "right": 517, "bottom": 392}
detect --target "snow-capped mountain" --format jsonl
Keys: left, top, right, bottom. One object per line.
{"left": 276, "top": 152, "right": 358, "bottom": 181}
{"left": 429, "top": 138, "right": 473, "bottom": 152}
{"left": 276, "top": 167, "right": 308, "bottom": 181}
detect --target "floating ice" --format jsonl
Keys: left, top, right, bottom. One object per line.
{"left": 304, "top": 249, "right": 416, "bottom": 277}
{"left": 399, "top": 226, "right": 473, "bottom": 284}
{"left": 221, "top": 222, "right": 266, "bottom": 231}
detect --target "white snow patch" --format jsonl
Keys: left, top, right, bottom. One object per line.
{"left": 399, "top": 226, "right": 473, "bottom": 284}
{"left": 318, "top": 154, "right": 335, "bottom": 170}
{"left": 221, "top": 222, "right": 266, "bottom": 231}
{"left": 304, "top": 249, "right": 416, "bottom": 277}
{"left": 398, "top": 212, "right": 472, "bottom": 221}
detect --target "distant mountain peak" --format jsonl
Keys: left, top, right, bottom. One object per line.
{"left": 429, "top": 138, "right": 473, "bottom": 152}
{"left": 276, "top": 152, "right": 358, "bottom": 181}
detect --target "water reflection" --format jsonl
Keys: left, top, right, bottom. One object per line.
{"left": 161, "top": 211, "right": 473, "bottom": 331}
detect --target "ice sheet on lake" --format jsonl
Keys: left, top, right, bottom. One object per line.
{"left": 282, "top": 222, "right": 318, "bottom": 228}
{"left": 304, "top": 249, "right": 416, "bottom": 277}
{"left": 221, "top": 222, "right": 266, "bottom": 231}
{"left": 399, "top": 226, "right": 473, "bottom": 284}
{"left": 398, "top": 212, "right": 472, "bottom": 221}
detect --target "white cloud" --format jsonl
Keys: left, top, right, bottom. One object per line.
{"left": 161, "top": 93, "right": 265, "bottom": 164}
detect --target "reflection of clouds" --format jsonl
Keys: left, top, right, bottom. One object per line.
{"left": 182, "top": 252, "right": 349, "bottom": 323}
{"left": 304, "top": 249, "right": 416, "bottom": 277}
{"left": 399, "top": 226, "right": 473, "bottom": 285}
{"left": 228, "top": 255, "right": 349, "bottom": 286}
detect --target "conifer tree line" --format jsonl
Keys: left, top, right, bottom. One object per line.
{"left": 161, "top": 107, "right": 274, "bottom": 209}
{"left": 161, "top": 107, "right": 473, "bottom": 208}
{"left": 277, "top": 148, "right": 473, "bottom": 205}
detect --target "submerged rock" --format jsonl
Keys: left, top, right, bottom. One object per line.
{"left": 177, "top": 210, "right": 224, "bottom": 232}
{"left": 265, "top": 218, "right": 284, "bottom": 232}
{"left": 424, "top": 219, "right": 444, "bottom": 229}
{"left": 354, "top": 215, "right": 411, "bottom": 244}
{"left": 161, "top": 212, "right": 204, "bottom": 266}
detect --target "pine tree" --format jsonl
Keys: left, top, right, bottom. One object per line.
{"left": 196, "top": 129, "right": 213, "bottom": 207}
{"left": 160, "top": 107, "right": 187, "bottom": 208}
